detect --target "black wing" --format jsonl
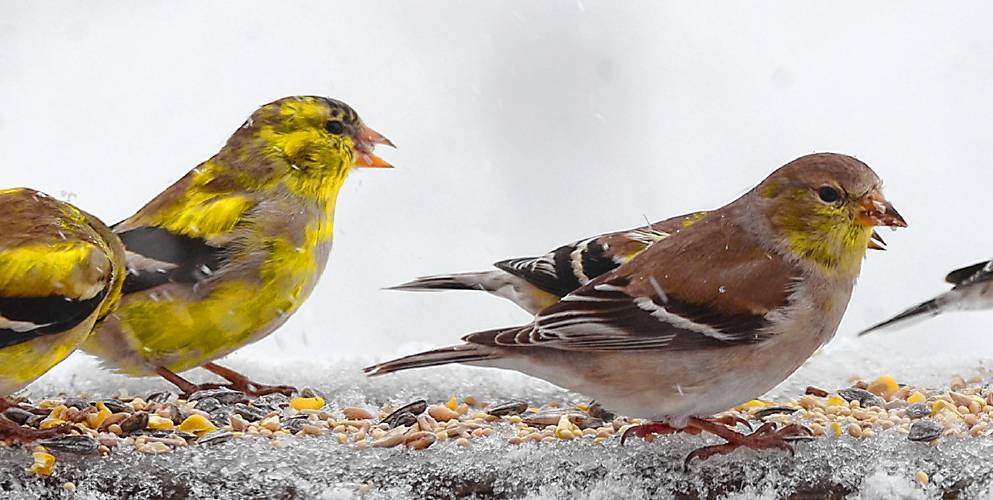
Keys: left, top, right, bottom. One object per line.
{"left": 464, "top": 278, "right": 775, "bottom": 353}
{"left": 118, "top": 227, "right": 227, "bottom": 294}
{"left": 0, "top": 291, "right": 107, "bottom": 348}
{"left": 494, "top": 227, "right": 673, "bottom": 298}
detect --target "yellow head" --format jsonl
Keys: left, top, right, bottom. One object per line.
{"left": 213, "top": 96, "right": 393, "bottom": 198}
{"left": 753, "top": 153, "right": 907, "bottom": 277}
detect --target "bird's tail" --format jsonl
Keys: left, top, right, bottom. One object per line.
{"left": 858, "top": 296, "right": 946, "bottom": 336}
{"left": 386, "top": 271, "right": 497, "bottom": 292}
{"left": 364, "top": 344, "right": 498, "bottom": 376}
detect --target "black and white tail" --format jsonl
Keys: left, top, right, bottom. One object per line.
{"left": 364, "top": 344, "right": 497, "bottom": 376}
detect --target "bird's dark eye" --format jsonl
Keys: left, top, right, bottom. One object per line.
{"left": 325, "top": 120, "right": 344, "bottom": 135}
{"left": 817, "top": 186, "right": 840, "bottom": 203}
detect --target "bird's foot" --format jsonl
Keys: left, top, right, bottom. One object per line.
{"left": 157, "top": 366, "right": 296, "bottom": 398}
{"left": 700, "top": 415, "right": 753, "bottom": 432}
{"left": 620, "top": 422, "right": 681, "bottom": 445}
{"left": 620, "top": 414, "right": 752, "bottom": 445}
{"left": 0, "top": 417, "right": 72, "bottom": 444}
{"left": 683, "top": 418, "right": 813, "bottom": 470}
{"left": 155, "top": 367, "right": 226, "bottom": 398}
{"left": 223, "top": 382, "right": 297, "bottom": 398}
{"left": 203, "top": 363, "right": 297, "bottom": 397}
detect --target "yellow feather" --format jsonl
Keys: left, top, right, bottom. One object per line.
{"left": 144, "top": 192, "right": 255, "bottom": 240}
{"left": 0, "top": 242, "right": 102, "bottom": 298}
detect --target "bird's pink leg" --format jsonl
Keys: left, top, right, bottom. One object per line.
{"left": 620, "top": 422, "right": 681, "bottom": 445}
{"left": 620, "top": 414, "right": 753, "bottom": 445}
{"left": 202, "top": 363, "right": 297, "bottom": 397}
{"left": 682, "top": 417, "right": 813, "bottom": 469}
{"left": 0, "top": 417, "right": 71, "bottom": 444}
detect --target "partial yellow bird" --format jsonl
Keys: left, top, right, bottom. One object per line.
{"left": 0, "top": 188, "right": 125, "bottom": 442}
{"left": 82, "top": 96, "right": 393, "bottom": 396}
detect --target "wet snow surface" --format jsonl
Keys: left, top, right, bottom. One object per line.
{"left": 2, "top": 341, "right": 993, "bottom": 499}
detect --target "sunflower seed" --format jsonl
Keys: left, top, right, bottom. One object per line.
{"left": 100, "top": 400, "right": 131, "bottom": 414}
{"left": 197, "top": 429, "right": 234, "bottom": 446}
{"left": 194, "top": 397, "right": 222, "bottom": 413}
{"left": 908, "top": 419, "right": 943, "bottom": 442}
{"left": 2, "top": 407, "right": 34, "bottom": 425}
{"left": 754, "top": 407, "right": 799, "bottom": 419}
{"left": 838, "top": 388, "right": 884, "bottom": 408}
{"left": 120, "top": 412, "right": 149, "bottom": 434}
{"left": 41, "top": 435, "right": 100, "bottom": 455}
{"left": 383, "top": 400, "right": 427, "bottom": 427}
{"left": 188, "top": 388, "right": 248, "bottom": 405}
{"left": 486, "top": 401, "right": 528, "bottom": 417}
{"left": 146, "top": 392, "right": 176, "bottom": 403}
{"left": 233, "top": 404, "right": 269, "bottom": 422}
{"left": 906, "top": 403, "right": 930, "bottom": 419}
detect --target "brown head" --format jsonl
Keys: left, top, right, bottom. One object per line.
{"left": 745, "top": 153, "right": 907, "bottom": 276}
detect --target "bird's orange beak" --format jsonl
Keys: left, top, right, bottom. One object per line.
{"left": 353, "top": 125, "right": 395, "bottom": 168}
{"left": 856, "top": 189, "right": 907, "bottom": 228}
{"left": 868, "top": 231, "right": 887, "bottom": 251}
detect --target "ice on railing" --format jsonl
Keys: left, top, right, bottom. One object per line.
{"left": 2, "top": 340, "right": 992, "bottom": 499}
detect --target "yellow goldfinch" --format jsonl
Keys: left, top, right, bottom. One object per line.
{"left": 859, "top": 258, "right": 993, "bottom": 335}
{"left": 0, "top": 188, "right": 125, "bottom": 441}
{"left": 367, "top": 153, "right": 906, "bottom": 464}
{"left": 82, "top": 96, "right": 393, "bottom": 396}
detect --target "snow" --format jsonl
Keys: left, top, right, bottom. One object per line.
{"left": 2, "top": 342, "right": 992, "bottom": 499}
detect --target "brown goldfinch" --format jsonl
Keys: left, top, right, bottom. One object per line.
{"left": 82, "top": 96, "right": 393, "bottom": 396}
{"left": 367, "top": 153, "right": 906, "bottom": 464}
{"left": 390, "top": 215, "right": 888, "bottom": 315}
{"left": 0, "top": 188, "right": 125, "bottom": 441}
{"left": 390, "top": 213, "right": 709, "bottom": 314}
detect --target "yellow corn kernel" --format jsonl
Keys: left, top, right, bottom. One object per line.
{"left": 826, "top": 396, "right": 846, "bottom": 407}
{"left": 147, "top": 415, "right": 175, "bottom": 430}
{"left": 867, "top": 375, "right": 899, "bottom": 398}
{"left": 290, "top": 397, "right": 325, "bottom": 411}
{"left": 830, "top": 421, "right": 843, "bottom": 437}
{"left": 930, "top": 400, "right": 958, "bottom": 416}
{"left": 907, "top": 392, "right": 926, "bottom": 405}
{"left": 178, "top": 414, "right": 218, "bottom": 435}
{"left": 446, "top": 397, "right": 459, "bottom": 411}
{"left": 31, "top": 451, "right": 56, "bottom": 476}
{"left": 48, "top": 405, "right": 69, "bottom": 421}
{"left": 555, "top": 428, "right": 575, "bottom": 440}
{"left": 39, "top": 419, "right": 66, "bottom": 430}
{"left": 575, "top": 403, "right": 590, "bottom": 412}
{"left": 736, "top": 400, "right": 769, "bottom": 410}
{"left": 86, "top": 402, "right": 112, "bottom": 429}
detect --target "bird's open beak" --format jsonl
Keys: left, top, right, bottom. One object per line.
{"left": 856, "top": 189, "right": 907, "bottom": 228}
{"left": 868, "top": 231, "right": 887, "bottom": 251}
{"left": 353, "top": 125, "right": 396, "bottom": 168}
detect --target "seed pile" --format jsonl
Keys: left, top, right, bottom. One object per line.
{"left": 5, "top": 373, "right": 992, "bottom": 478}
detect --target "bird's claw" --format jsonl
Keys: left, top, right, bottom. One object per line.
{"left": 704, "top": 415, "right": 753, "bottom": 432}
{"left": 0, "top": 419, "right": 72, "bottom": 445}
{"left": 620, "top": 422, "right": 679, "bottom": 446}
{"left": 236, "top": 383, "right": 297, "bottom": 398}
{"left": 682, "top": 421, "right": 810, "bottom": 471}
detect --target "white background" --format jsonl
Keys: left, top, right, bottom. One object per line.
{"left": 2, "top": 1, "right": 992, "bottom": 370}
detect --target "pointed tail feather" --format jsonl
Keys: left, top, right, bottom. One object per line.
{"left": 364, "top": 344, "right": 497, "bottom": 376}
{"left": 386, "top": 272, "right": 497, "bottom": 292}
{"left": 858, "top": 298, "right": 943, "bottom": 336}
